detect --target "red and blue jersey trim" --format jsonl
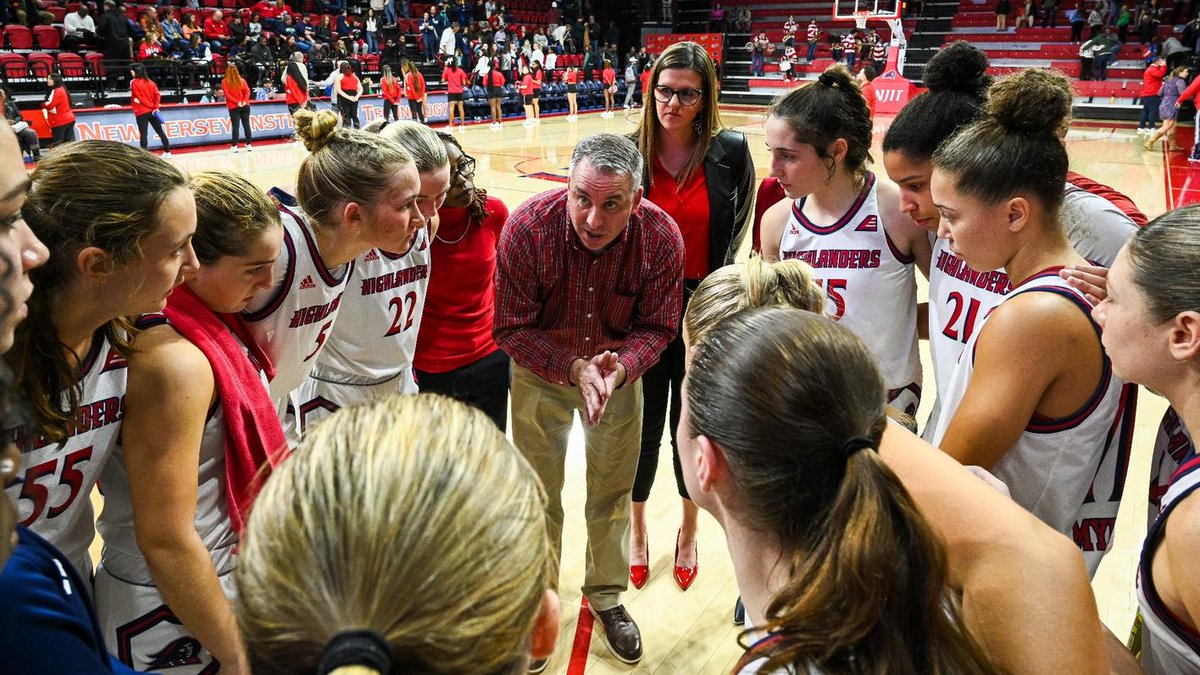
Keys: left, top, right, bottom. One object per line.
{"left": 792, "top": 172, "right": 876, "bottom": 236}
{"left": 1141, "top": 477, "right": 1200, "bottom": 656}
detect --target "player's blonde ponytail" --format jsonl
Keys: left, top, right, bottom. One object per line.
{"left": 235, "top": 394, "right": 553, "bottom": 675}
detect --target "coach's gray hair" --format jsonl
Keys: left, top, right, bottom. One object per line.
{"left": 291, "top": 51, "right": 304, "bottom": 61}
{"left": 1127, "top": 204, "right": 1200, "bottom": 324}
{"left": 569, "top": 134, "right": 643, "bottom": 194}
{"left": 379, "top": 121, "right": 449, "bottom": 175}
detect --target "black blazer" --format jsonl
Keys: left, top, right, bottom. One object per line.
{"left": 636, "top": 128, "right": 755, "bottom": 273}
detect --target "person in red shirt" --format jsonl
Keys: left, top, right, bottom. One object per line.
{"left": 42, "top": 75, "right": 75, "bottom": 147}
{"left": 441, "top": 59, "right": 468, "bottom": 128}
{"left": 858, "top": 65, "right": 878, "bottom": 117}
{"left": 203, "top": 9, "right": 231, "bottom": 50}
{"left": 485, "top": 60, "right": 505, "bottom": 127}
{"left": 130, "top": 64, "right": 172, "bottom": 156}
{"left": 284, "top": 51, "right": 310, "bottom": 115}
{"left": 628, "top": 41, "right": 754, "bottom": 597}
{"left": 1140, "top": 57, "right": 1168, "bottom": 133}
{"left": 601, "top": 58, "right": 616, "bottom": 117}
{"left": 518, "top": 64, "right": 535, "bottom": 126}
{"left": 494, "top": 133, "right": 684, "bottom": 671}
{"left": 334, "top": 61, "right": 361, "bottom": 129}
{"left": 565, "top": 66, "right": 579, "bottom": 120}
{"left": 403, "top": 60, "right": 427, "bottom": 124}
{"left": 530, "top": 60, "right": 543, "bottom": 121}
{"left": 222, "top": 63, "right": 253, "bottom": 152}
{"left": 415, "top": 133, "right": 510, "bottom": 429}
{"left": 380, "top": 64, "right": 402, "bottom": 122}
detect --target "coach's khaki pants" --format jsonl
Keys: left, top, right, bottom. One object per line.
{"left": 511, "top": 364, "right": 643, "bottom": 612}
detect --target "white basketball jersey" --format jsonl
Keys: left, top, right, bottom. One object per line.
{"left": 315, "top": 226, "right": 431, "bottom": 382}
{"left": 923, "top": 237, "right": 1011, "bottom": 439}
{"left": 243, "top": 188, "right": 353, "bottom": 401}
{"left": 778, "top": 172, "right": 921, "bottom": 405}
{"left": 96, "top": 315, "right": 246, "bottom": 587}
{"left": 922, "top": 183, "right": 1135, "bottom": 437}
{"left": 6, "top": 333, "right": 128, "bottom": 578}
{"left": 928, "top": 270, "right": 1134, "bottom": 575}
{"left": 1138, "top": 447, "right": 1200, "bottom": 674}
{"left": 1149, "top": 407, "right": 1195, "bottom": 526}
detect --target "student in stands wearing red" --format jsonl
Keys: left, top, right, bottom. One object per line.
{"left": 222, "top": 63, "right": 253, "bottom": 152}
{"left": 42, "top": 74, "right": 75, "bottom": 148}
{"left": 381, "top": 64, "right": 402, "bottom": 123}
{"left": 601, "top": 58, "right": 616, "bottom": 117}
{"left": 203, "top": 9, "right": 231, "bottom": 51}
{"left": 415, "top": 132, "right": 511, "bottom": 431}
{"left": 403, "top": 60, "right": 428, "bottom": 124}
{"left": 130, "top": 65, "right": 171, "bottom": 156}
{"left": 442, "top": 58, "right": 468, "bottom": 129}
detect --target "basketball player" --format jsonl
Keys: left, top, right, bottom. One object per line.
{"left": 1090, "top": 206, "right": 1200, "bottom": 673}
{"left": 759, "top": 65, "right": 929, "bottom": 418}
{"left": 235, "top": 396, "right": 560, "bottom": 675}
{"left": 680, "top": 304, "right": 1108, "bottom": 674}
{"left": 881, "top": 41, "right": 1139, "bottom": 438}
{"left": 296, "top": 121, "right": 447, "bottom": 433}
{"left": 927, "top": 69, "right": 1135, "bottom": 575}
{"left": 241, "top": 108, "right": 421, "bottom": 445}
{"left": 10, "top": 142, "right": 199, "bottom": 578}
{"left": 94, "top": 172, "right": 287, "bottom": 674}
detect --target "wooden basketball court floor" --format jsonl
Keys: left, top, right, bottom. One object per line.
{"left": 85, "top": 106, "right": 1172, "bottom": 674}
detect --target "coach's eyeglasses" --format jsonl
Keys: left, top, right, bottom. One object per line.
{"left": 653, "top": 85, "right": 704, "bottom": 107}
{"left": 452, "top": 154, "right": 476, "bottom": 181}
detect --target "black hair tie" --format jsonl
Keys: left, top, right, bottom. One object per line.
{"left": 318, "top": 630, "right": 391, "bottom": 675}
{"left": 841, "top": 436, "right": 875, "bottom": 458}
{"left": 818, "top": 72, "right": 836, "bottom": 86}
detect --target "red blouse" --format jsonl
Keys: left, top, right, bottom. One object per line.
{"left": 649, "top": 158, "right": 711, "bottom": 280}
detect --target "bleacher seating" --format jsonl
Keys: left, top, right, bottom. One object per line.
{"left": 4, "top": 25, "right": 33, "bottom": 50}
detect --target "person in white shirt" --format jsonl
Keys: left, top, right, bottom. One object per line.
{"left": 62, "top": 6, "right": 98, "bottom": 50}
{"left": 440, "top": 21, "right": 459, "bottom": 61}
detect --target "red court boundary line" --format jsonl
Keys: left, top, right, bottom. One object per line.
{"left": 566, "top": 597, "right": 594, "bottom": 675}
{"left": 1163, "top": 142, "right": 1175, "bottom": 211}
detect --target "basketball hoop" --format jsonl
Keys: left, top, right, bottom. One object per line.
{"left": 854, "top": 10, "right": 871, "bottom": 30}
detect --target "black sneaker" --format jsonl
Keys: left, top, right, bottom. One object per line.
{"left": 733, "top": 596, "right": 745, "bottom": 625}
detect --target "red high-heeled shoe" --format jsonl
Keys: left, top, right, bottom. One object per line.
{"left": 630, "top": 535, "right": 649, "bottom": 589}
{"left": 673, "top": 529, "right": 698, "bottom": 591}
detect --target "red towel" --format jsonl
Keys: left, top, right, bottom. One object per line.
{"left": 162, "top": 284, "right": 289, "bottom": 534}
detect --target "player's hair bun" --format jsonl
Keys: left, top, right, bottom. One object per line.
{"left": 986, "top": 68, "right": 1073, "bottom": 135}
{"left": 293, "top": 108, "right": 341, "bottom": 153}
{"left": 923, "top": 41, "right": 991, "bottom": 97}
{"left": 818, "top": 64, "right": 858, "bottom": 93}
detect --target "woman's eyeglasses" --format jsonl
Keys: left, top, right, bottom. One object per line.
{"left": 653, "top": 85, "right": 703, "bottom": 107}
{"left": 452, "top": 155, "right": 476, "bottom": 181}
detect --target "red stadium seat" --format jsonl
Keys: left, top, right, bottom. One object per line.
{"left": 0, "top": 53, "right": 28, "bottom": 80}
{"left": 27, "top": 52, "right": 55, "bottom": 78}
{"left": 47, "top": 5, "right": 68, "bottom": 22}
{"left": 4, "top": 25, "right": 34, "bottom": 50}
{"left": 33, "top": 25, "right": 61, "bottom": 50}
{"left": 83, "top": 50, "right": 105, "bottom": 75}
{"left": 57, "top": 51, "right": 87, "bottom": 77}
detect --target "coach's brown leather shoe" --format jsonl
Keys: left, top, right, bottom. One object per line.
{"left": 590, "top": 604, "right": 642, "bottom": 664}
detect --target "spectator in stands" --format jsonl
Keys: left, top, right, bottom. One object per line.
{"left": 1091, "top": 26, "right": 1119, "bottom": 78}
{"left": 996, "top": 0, "right": 1011, "bottom": 31}
{"left": 1042, "top": 0, "right": 1060, "bottom": 26}
{"left": 1016, "top": 0, "right": 1037, "bottom": 28}
{"left": 0, "top": 88, "right": 38, "bottom": 161}
{"left": 1116, "top": 3, "right": 1132, "bottom": 40}
{"left": 1146, "top": 64, "right": 1193, "bottom": 150}
{"left": 18, "top": 0, "right": 53, "bottom": 26}
{"left": 806, "top": 19, "right": 820, "bottom": 62}
{"left": 41, "top": 74, "right": 75, "bottom": 148}
{"left": 63, "top": 5, "right": 99, "bottom": 52}
{"left": 129, "top": 63, "right": 171, "bottom": 156}
{"left": 1162, "top": 32, "right": 1187, "bottom": 67}
{"left": 222, "top": 64, "right": 253, "bottom": 151}
{"left": 1079, "top": 31, "right": 1102, "bottom": 78}
{"left": 181, "top": 12, "right": 202, "bottom": 41}
{"left": 749, "top": 31, "right": 767, "bottom": 76}
{"left": 1140, "top": 57, "right": 1168, "bottom": 132}
{"left": 97, "top": 0, "right": 132, "bottom": 88}
{"left": 203, "top": 9, "right": 230, "bottom": 52}
{"left": 1088, "top": 2, "right": 1105, "bottom": 35}
{"left": 160, "top": 8, "right": 183, "bottom": 49}
{"left": 247, "top": 12, "right": 262, "bottom": 38}
{"left": 183, "top": 32, "right": 213, "bottom": 86}
{"left": 140, "top": 6, "right": 163, "bottom": 39}
{"left": 710, "top": 2, "right": 726, "bottom": 32}
{"left": 779, "top": 43, "right": 796, "bottom": 82}
{"left": 441, "top": 21, "right": 460, "bottom": 62}
{"left": 843, "top": 31, "right": 858, "bottom": 67}
{"left": 365, "top": 8, "right": 379, "bottom": 53}
{"left": 1070, "top": 1, "right": 1088, "bottom": 40}
{"left": 315, "top": 14, "right": 334, "bottom": 45}
{"left": 278, "top": 14, "right": 311, "bottom": 53}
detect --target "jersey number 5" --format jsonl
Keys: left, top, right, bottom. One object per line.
{"left": 815, "top": 278, "right": 847, "bottom": 320}
{"left": 19, "top": 446, "right": 93, "bottom": 525}
{"left": 386, "top": 291, "right": 419, "bottom": 336}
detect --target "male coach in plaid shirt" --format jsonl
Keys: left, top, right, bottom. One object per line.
{"left": 495, "top": 133, "right": 684, "bottom": 672}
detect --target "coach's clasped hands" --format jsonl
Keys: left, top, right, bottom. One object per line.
{"left": 570, "top": 352, "right": 625, "bottom": 427}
